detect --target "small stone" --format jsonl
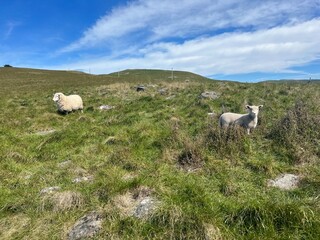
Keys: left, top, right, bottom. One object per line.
{"left": 99, "top": 105, "right": 114, "bottom": 110}
{"left": 136, "top": 86, "right": 145, "bottom": 92}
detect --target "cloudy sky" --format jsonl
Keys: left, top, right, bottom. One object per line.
{"left": 1, "top": 0, "right": 320, "bottom": 82}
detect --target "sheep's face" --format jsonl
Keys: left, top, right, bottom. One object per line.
{"left": 246, "top": 105, "right": 263, "bottom": 117}
{"left": 53, "top": 93, "right": 62, "bottom": 102}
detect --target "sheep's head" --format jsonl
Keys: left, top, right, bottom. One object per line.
{"left": 246, "top": 105, "right": 263, "bottom": 117}
{"left": 53, "top": 93, "right": 63, "bottom": 102}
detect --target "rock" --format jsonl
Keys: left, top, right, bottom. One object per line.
{"left": 40, "top": 186, "right": 61, "bottom": 195}
{"left": 267, "top": 174, "right": 300, "bottom": 190}
{"left": 68, "top": 211, "right": 103, "bottom": 240}
{"left": 136, "top": 86, "right": 145, "bottom": 92}
{"left": 200, "top": 91, "right": 219, "bottom": 99}
{"left": 99, "top": 105, "right": 114, "bottom": 110}
{"left": 133, "top": 197, "right": 156, "bottom": 219}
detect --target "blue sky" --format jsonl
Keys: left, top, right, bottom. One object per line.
{"left": 1, "top": 0, "right": 320, "bottom": 82}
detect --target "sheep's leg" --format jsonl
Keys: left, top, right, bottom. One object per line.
{"left": 247, "top": 128, "right": 250, "bottom": 135}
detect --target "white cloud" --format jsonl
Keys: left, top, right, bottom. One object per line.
{"left": 53, "top": 0, "right": 320, "bottom": 77}
{"left": 59, "top": 0, "right": 320, "bottom": 53}
{"left": 55, "top": 18, "right": 320, "bottom": 76}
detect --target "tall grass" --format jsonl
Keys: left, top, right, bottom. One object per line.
{"left": 268, "top": 100, "right": 320, "bottom": 164}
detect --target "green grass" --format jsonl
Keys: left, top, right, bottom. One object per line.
{"left": 0, "top": 67, "right": 320, "bottom": 239}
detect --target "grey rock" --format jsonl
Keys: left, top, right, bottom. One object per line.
{"left": 133, "top": 197, "right": 156, "bottom": 219}
{"left": 68, "top": 212, "right": 103, "bottom": 240}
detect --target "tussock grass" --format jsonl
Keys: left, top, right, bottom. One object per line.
{"left": 39, "top": 191, "right": 84, "bottom": 212}
{"left": 205, "top": 125, "right": 250, "bottom": 160}
{"left": 0, "top": 67, "right": 320, "bottom": 239}
{"left": 268, "top": 100, "right": 320, "bottom": 164}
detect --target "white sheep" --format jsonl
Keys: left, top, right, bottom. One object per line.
{"left": 219, "top": 105, "right": 263, "bottom": 134}
{"left": 53, "top": 92, "right": 83, "bottom": 114}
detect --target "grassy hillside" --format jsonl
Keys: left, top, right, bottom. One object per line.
{"left": 0, "top": 67, "right": 319, "bottom": 239}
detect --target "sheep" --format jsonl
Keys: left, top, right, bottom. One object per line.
{"left": 53, "top": 92, "right": 83, "bottom": 114}
{"left": 219, "top": 105, "right": 263, "bottom": 134}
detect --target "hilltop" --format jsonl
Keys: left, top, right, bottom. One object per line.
{"left": 0, "top": 67, "right": 211, "bottom": 94}
{"left": 0, "top": 67, "right": 319, "bottom": 239}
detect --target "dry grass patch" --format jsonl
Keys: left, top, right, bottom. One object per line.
{"left": 40, "top": 191, "right": 84, "bottom": 212}
{"left": 0, "top": 214, "right": 31, "bottom": 239}
{"left": 203, "top": 223, "right": 223, "bottom": 240}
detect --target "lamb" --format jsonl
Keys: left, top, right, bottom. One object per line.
{"left": 53, "top": 92, "right": 83, "bottom": 114}
{"left": 219, "top": 105, "right": 263, "bottom": 134}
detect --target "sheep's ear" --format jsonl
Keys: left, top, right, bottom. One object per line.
{"left": 246, "top": 105, "right": 251, "bottom": 109}
{"left": 259, "top": 105, "right": 263, "bottom": 109}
